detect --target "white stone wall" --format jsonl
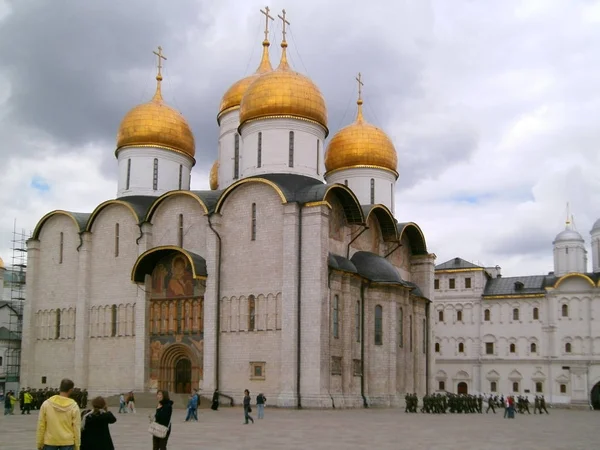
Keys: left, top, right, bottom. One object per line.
{"left": 553, "top": 240, "right": 587, "bottom": 276}
{"left": 591, "top": 231, "right": 600, "bottom": 273}
{"left": 325, "top": 167, "right": 397, "bottom": 214}
{"left": 217, "top": 183, "right": 285, "bottom": 400}
{"left": 151, "top": 194, "right": 208, "bottom": 252}
{"left": 117, "top": 147, "right": 193, "bottom": 198}
{"left": 240, "top": 119, "right": 326, "bottom": 182}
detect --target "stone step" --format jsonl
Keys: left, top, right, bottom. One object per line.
{"left": 103, "top": 392, "right": 213, "bottom": 410}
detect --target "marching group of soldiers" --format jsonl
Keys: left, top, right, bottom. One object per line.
{"left": 16, "top": 387, "right": 88, "bottom": 411}
{"left": 406, "top": 392, "right": 551, "bottom": 415}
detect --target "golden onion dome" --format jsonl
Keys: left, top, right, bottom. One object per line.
{"left": 116, "top": 73, "right": 196, "bottom": 160}
{"left": 209, "top": 160, "right": 219, "bottom": 190}
{"left": 325, "top": 98, "right": 397, "bottom": 175}
{"left": 0, "top": 256, "right": 4, "bottom": 269}
{"left": 239, "top": 41, "right": 328, "bottom": 133}
{"left": 218, "top": 40, "right": 273, "bottom": 122}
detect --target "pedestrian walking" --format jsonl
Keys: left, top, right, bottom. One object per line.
{"left": 256, "top": 393, "right": 266, "bottom": 419}
{"left": 151, "top": 390, "right": 173, "bottom": 450}
{"left": 211, "top": 390, "right": 219, "bottom": 411}
{"left": 127, "top": 391, "right": 136, "bottom": 413}
{"left": 36, "top": 378, "right": 81, "bottom": 450}
{"left": 81, "top": 396, "right": 117, "bottom": 450}
{"left": 184, "top": 392, "right": 198, "bottom": 422}
{"left": 3, "top": 391, "right": 13, "bottom": 415}
{"left": 243, "top": 389, "right": 254, "bottom": 424}
{"left": 22, "top": 389, "right": 33, "bottom": 415}
{"left": 118, "top": 393, "right": 127, "bottom": 414}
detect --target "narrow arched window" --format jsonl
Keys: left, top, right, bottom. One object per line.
{"left": 398, "top": 307, "right": 403, "bottom": 348}
{"left": 510, "top": 343, "right": 516, "bottom": 353}
{"left": 513, "top": 308, "right": 519, "bottom": 321}
{"left": 257, "top": 132, "right": 262, "bottom": 168}
{"left": 536, "top": 382, "right": 543, "bottom": 393}
{"left": 59, "top": 232, "right": 64, "bottom": 264}
{"left": 533, "top": 307, "right": 539, "bottom": 320}
{"left": 114, "top": 223, "right": 120, "bottom": 257}
{"left": 153, "top": 158, "right": 159, "bottom": 190}
{"left": 251, "top": 203, "right": 257, "bottom": 241}
{"left": 355, "top": 301, "right": 361, "bottom": 343}
{"left": 374, "top": 305, "right": 383, "bottom": 345}
{"left": 438, "top": 310, "right": 444, "bottom": 322}
{"left": 178, "top": 164, "right": 183, "bottom": 190}
{"left": 370, "top": 178, "right": 375, "bottom": 204}
{"left": 530, "top": 342, "right": 537, "bottom": 353}
{"left": 288, "top": 131, "right": 295, "bottom": 167}
{"left": 435, "top": 342, "right": 440, "bottom": 353}
{"left": 126, "top": 158, "right": 131, "bottom": 190}
{"left": 111, "top": 304, "right": 117, "bottom": 337}
{"left": 55, "top": 309, "right": 61, "bottom": 339}
{"left": 344, "top": 180, "right": 348, "bottom": 186}
{"left": 391, "top": 183, "right": 394, "bottom": 207}
{"left": 458, "top": 342, "right": 464, "bottom": 353}
{"left": 316, "top": 139, "right": 320, "bottom": 175}
{"left": 178, "top": 214, "right": 184, "bottom": 247}
{"left": 332, "top": 295, "right": 339, "bottom": 339}
{"left": 561, "top": 304, "right": 568, "bottom": 317}
{"left": 248, "top": 295, "right": 255, "bottom": 331}
{"left": 512, "top": 382, "right": 519, "bottom": 392}
{"left": 457, "top": 310, "right": 462, "bottom": 322}
{"left": 484, "top": 309, "right": 490, "bottom": 321}
{"left": 565, "top": 342, "right": 572, "bottom": 353}
{"left": 234, "top": 134, "right": 240, "bottom": 179}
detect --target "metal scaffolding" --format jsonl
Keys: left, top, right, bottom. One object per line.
{"left": 4, "top": 221, "right": 28, "bottom": 388}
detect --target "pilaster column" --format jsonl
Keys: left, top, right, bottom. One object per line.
{"left": 279, "top": 203, "right": 299, "bottom": 407}
{"left": 203, "top": 214, "right": 220, "bottom": 393}
{"left": 134, "top": 223, "right": 152, "bottom": 391}
{"left": 20, "top": 239, "right": 40, "bottom": 387}
{"left": 299, "top": 203, "right": 329, "bottom": 408}
{"left": 388, "top": 294, "right": 398, "bottom": 405}
{"left": 74, "top": 232, "right": 92, "bottom": 387}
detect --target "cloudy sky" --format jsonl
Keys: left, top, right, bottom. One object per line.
{"left": 0, "top": 0, "right": 599, "bottom": 277}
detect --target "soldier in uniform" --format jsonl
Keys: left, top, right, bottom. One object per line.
{"left": 81, "top": 389, "right": 88, "bottom": 409}
{"left": 486, "top": 394, "right": 496, "bottom": 413}
{"left": 540, "top": 395, "right": 549, "bottom": 414}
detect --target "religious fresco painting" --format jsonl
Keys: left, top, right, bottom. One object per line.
{"left": 148, "top": 252, "right": 204, "bottom": 393}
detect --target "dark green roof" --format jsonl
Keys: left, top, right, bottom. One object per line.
{"left": 435, "top": 257, "right": 482, "bottom": 270}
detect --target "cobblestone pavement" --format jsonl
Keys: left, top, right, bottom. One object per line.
{"left": 1, "top": 407, "right": 597, "bottom": 450}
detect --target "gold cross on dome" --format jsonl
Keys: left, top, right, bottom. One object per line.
{"left": 153, "top": 46, "right": 167, "bottom": 79}
{"left": 278, "top": 9, "right": 290, "bottom": 42}
{"left": 260, "top": 6, "right": 274, "bottom": 41}
{"left": 356, "top": 72, "right": 364, "bottom": 100}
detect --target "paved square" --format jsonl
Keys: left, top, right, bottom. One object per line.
{"left": 1, "top": 406, "right": 596, "bottom": 449}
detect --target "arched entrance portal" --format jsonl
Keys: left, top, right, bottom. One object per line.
{"left": 159, "top": 344, "right": 201, "bottom": 394}
{"left": 591, "top": 383, "right": 600, "bottom": 410}
{"left": 457, "top": 382, "right": 468, "bottom": 395}
{"left": 175, "top": 358, "right": 192, "bottom": 394}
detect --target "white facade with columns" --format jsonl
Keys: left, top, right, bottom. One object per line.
{"left": 217, "top": 110, "right": 241, "bottom": 188}
{"left": 116, "top": 147, "right": 193, "bottom": 198}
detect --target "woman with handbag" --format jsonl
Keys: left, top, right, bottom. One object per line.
{"left": 150, "top": 390, "right": 173, "bottom": 450}
{"left": 81, "top": 396, "right": 117, "bottom": 450}
{"left": 243, "top": 389, "right": 254, "bottom": 424}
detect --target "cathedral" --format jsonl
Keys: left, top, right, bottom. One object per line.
{"left": 20, "top": 9, "right": 435, "bottom": 408}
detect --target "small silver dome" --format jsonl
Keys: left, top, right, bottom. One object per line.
{"left": 554, "top": 227, "right": 584, "bottom": 243}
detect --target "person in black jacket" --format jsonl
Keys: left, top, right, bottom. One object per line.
{"left": 81, "top": 396, "right": 117, "bottom": 450}
{"left": 243, "top": 389, "right": 254, "bottom": 424}
{"left": 153, "top": 390, "right": 173, "bottom": 450}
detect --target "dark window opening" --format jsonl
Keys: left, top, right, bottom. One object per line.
{"left": 288, "top": 131, "right": 294, "bottom": 167}
{"left": 374, "top": 305, "right": 383, "bottom": 345}
{"left": 257, "top": 132, "right": 262, "bottom": 168}
{"left": 449, "top": 278, "right": 456, "bottom": 289}
{"left": 153, "top": 158, "right": 159, "bottom": 190}
{"left": 234, "top": 134, "right": 240, "bottom": 179}
{"left": 251, "top": 203, "right": 257, "bottom": 241}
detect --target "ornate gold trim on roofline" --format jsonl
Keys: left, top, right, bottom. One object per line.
{"left": 435, "top": 268, "right": 485, "bottom": 274}
{"left": 483, "top": 293, "right": 546, "bottom": 299}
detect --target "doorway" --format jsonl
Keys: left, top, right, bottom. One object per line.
{"left": 457, "top": 382, "right": 468, "bottom": 394}
{"left": 591, "top": 382, "right": 600, "bottom": 410}
{"left": 175, "top": 358, "right": 192, "bottom": 394}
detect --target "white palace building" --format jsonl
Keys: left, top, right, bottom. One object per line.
{"left": 433, "top": 218, "right": 600, "bottom": 408}
{"left": 19, "top": 9, "right": 436, "bottom": 408}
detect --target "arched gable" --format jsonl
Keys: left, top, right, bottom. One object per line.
{"left": 215, "top": 178, "right": 287, "bottom": 213}
{"left": 322, "top": 184, "right": 364, "bottom": 225}
{"left": 397, "top": 222, "right": 428, "bottom": 255}
{"left": 146, "top": 191, "right": 209, "bottom": 221}
{"left": 363, "top": 204, "right": 398, "bottom": 242}
{"left": 131, "top": 246, "right": 207, "bottom": 283}
{"left": 32, "top": 210, "right": 89, "bottom": 239}
{"left": 86, "top": 200, "right": 139, "bottom": 232}
{"left": 553, "top": 273, "right": 595, "bottom": 289}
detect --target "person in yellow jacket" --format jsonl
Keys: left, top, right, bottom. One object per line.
{"left": 22, "top": 389, "right": 33, "bottom": 415}
{"left": 36, "top": 378, "right": 81, "bottom": 450}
